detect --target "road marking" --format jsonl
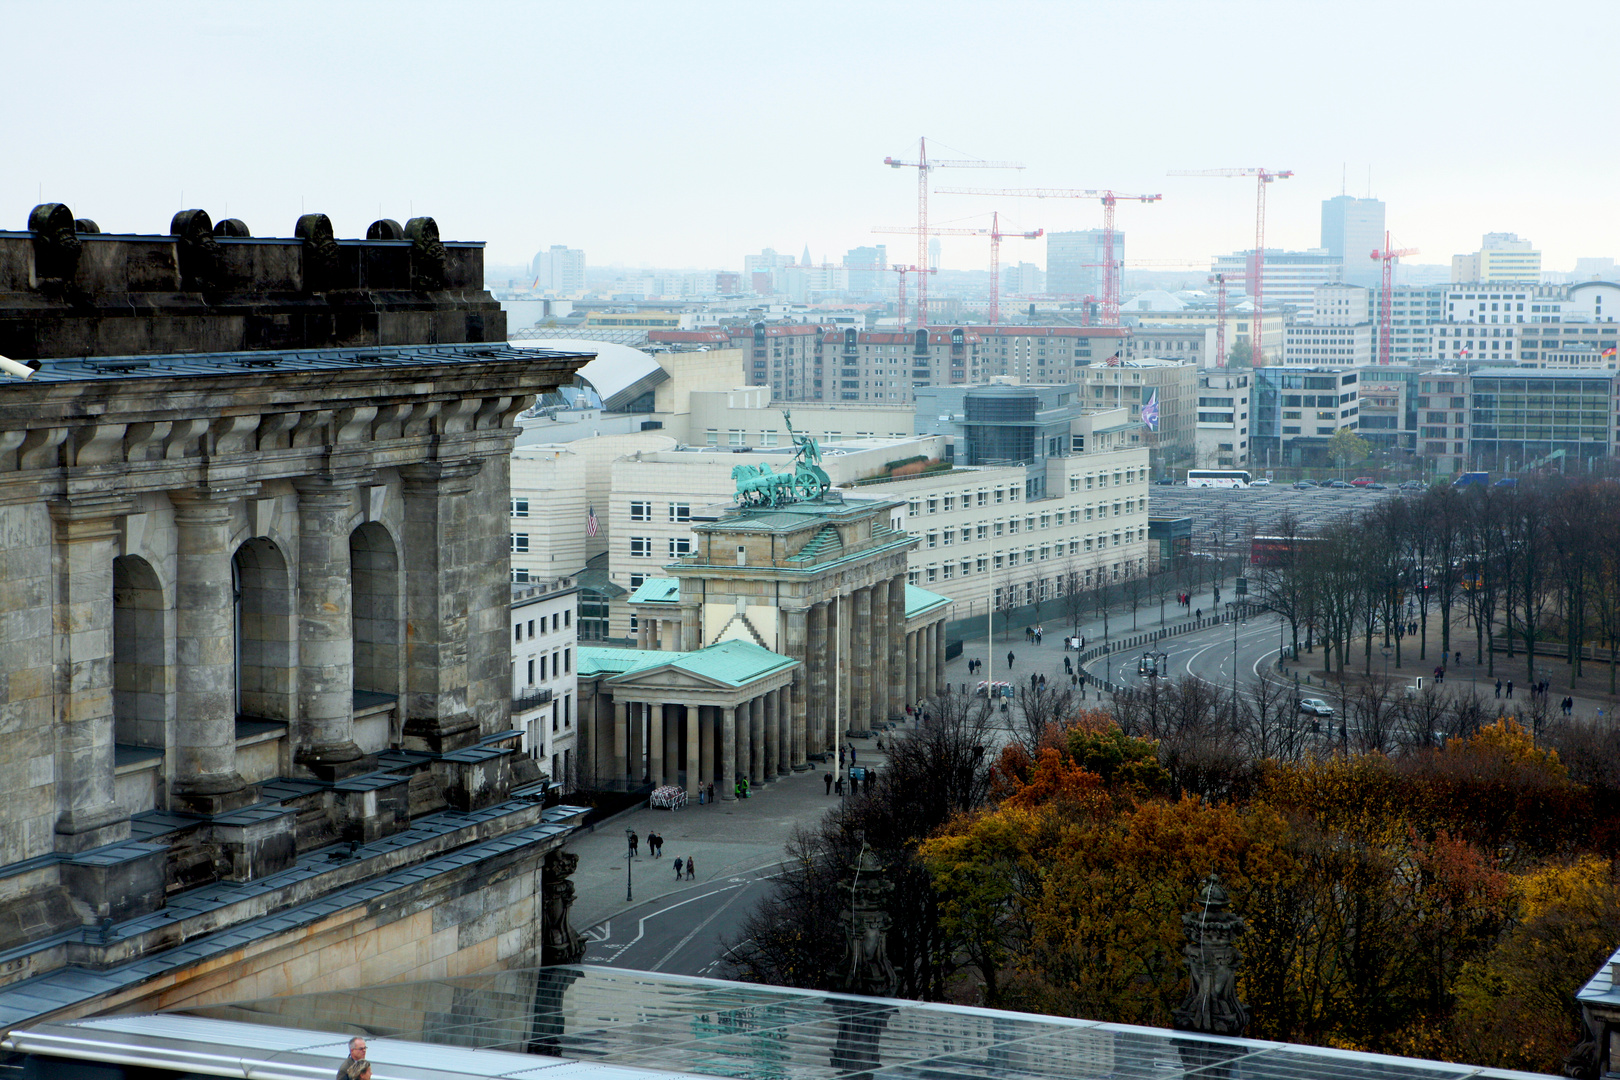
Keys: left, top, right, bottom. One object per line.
{"left": 650, "top": 878, "right": 760, "bottom": 973}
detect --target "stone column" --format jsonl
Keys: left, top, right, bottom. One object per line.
{"left": 735, "top": 696, "right": 750, "bottom": 791}
{"left": 400, "top": 462, "right": 482, "bottom": 754}
{"left": 719, "top": 705, "right": 736, "bottom": 800}
{"left": 784, "top": 607, "right": 809, "bottom": 770}
{"left": 807, "top": 602, "right": 828, "bottom": 757}
{"left": 699, "top": 705, "right": 713, "bottom": 788}
{"left": 171, "top": 491, "right": 255, "bottom": 814}
{"left": 936, "top": 619, "right": 948, "bottom": 696}
{"left": 613, "top": 699, "right": 628, "bottom": 786}
{"left": 649, "top": 703, "right": 664, "bottom": 788}
{"left": 630, "top": 701, "right": 645, "bottom": 783}
{"left": 292, "top": 477, "right": 367, "bottom": 777}
{"left": 870, "top": 578, "right": 889, "bottom": 728}
{"left": 887, "top": 573, "right": 907, "bottom": 721}
{"left": 763, "top": 687, "right": 778, "bottom": 781}
{"left": 851, "top": 587, "right": 871, "bottom": 734}
{"left": 663, "top": 706, "right": 679, "bottom": 786}
{"left": 925, "top": 623, "right": 938, "bottom": 697}
{"left": 904, "top": 631, "right": 917, "bottom": 707}
{"left": 678, "top": 601, "right": 701, "bottom": 651}
{"left": 750, "top": 694, "right": 764, "bottom": 783}
{"left": 685, "top": 704, "right": 701, "bottom": 797}
{"left": 49, "top": 498, "right": 132, "bottom": 850}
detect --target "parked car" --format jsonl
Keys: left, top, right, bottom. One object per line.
{"left": 1365, "top": 482, "right": 1388, "bottom": 490}
{"left": 1297, "top": 697, "right": 1335, "bottom": 717}
{"left": 1325, "top": 479, "right": 1353, "bottom": 489}
{"left": 1154, "top": 477, "right": 1179, "bottom": 486}
{"left": 1398, "top": 480, "right": 1425, "bottom": 490}
{"left": 1350, "top": 476, "right": 1375, "bottom": 487}
{"left": 1293, "top": 480, "right": 1317, "bottom": 490}
{"left": 1249, "top": 477, "right": 1272, "bottom": 486}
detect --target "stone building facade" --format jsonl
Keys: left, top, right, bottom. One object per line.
{"left": 578, "top": 496, "right": 951, "bottom": 799}
{"left": 0, "top": 204, "right": 592, "bottom": 1027}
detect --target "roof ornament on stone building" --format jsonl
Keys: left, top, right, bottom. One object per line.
{"left": 729, "top": 410, "right": 831, "bottom": 507}
{"left": 1172, "top": 873, "right": 1250, "bottom": 1036}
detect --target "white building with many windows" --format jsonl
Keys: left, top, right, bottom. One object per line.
{"left": 511, "top": 578, "right": 579, "bottom": 788}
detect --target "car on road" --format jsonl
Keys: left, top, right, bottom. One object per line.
{"left": 1249, "top": 477, "right": 1272, "bottom": 486}
{"left": 1399, "top": 480, "right": 1425, "bottom": 490}
{"left": 1325, "top": 479, "right": 1353, "bottom": 489}
{"left": 1296, "top": 697, "right": 1335, "bottom": 716}
{"left": 1350, "top": 476, "right": 1375, "bottom": 487}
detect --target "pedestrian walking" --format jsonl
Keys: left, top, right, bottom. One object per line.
{"left": 1455, "top": 651, "right": 1461, "bottom": 668}
{"left": 824, "top": 771, "right": 833, "bottom": 794}
{"left": 628, "top": 831, "right": 638, "bottom": 857}
{"left": 1007, "top": 650, "right": 1015, "bottom": 670}
{"left": 1071, "top": 673, "right": 1078, "bottom": 687}
{"left": 1195, "top": 608, "right": 1201, "bottom": 620}
{"left": 647, "top": 832, "right": 659, "bottom": 857}
{"left": 850, "top": 772, "right": 860, "bottom": 796}
{"left": 685, "top": 856, "right": 695, "bottom": 881}
{"left": 850, "top": 746, "right": 858, "bottom": 764}
{"left": 675, "top": 857, "right": 685, "bottom": 880}
{"left": 337, "top": 1038, "right": 367, "bottom": 1080}
{"left": 1506, "top": 680, "right": 1513, "bottom": 698}
{"left": 706, "top": 782, "right": 715, "bottom": 804}
{"left": 834, "top": 775, "right": 844, "bottom": 796}
{"left": 1495, "top": 679, "right": 1502, "bottom": 698}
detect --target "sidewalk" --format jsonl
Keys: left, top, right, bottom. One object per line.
{"left": 565, "top": 759, "right": 869, "bottom": 931}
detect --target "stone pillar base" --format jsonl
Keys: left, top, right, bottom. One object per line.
{"left": 433, "top": 746, "right": 513, "bottom": 811}
{"left": 61, "top": 842, "right": 167, "bottom": 923}
{"left": 792, "top": 762, "right": 813, "bottom": 772}
{"left": 333, "top": 775, "right": 410, "bottom": 843}
{"left": 212, "top": 806, "right": 298, "bottom": 882}
{"left": 172, "top": 772, "right": 257, "bottom": 816}
{"left": 402, "top": 717, "right": 482, "bottom": 755}
{"left": 296, "top": 742, "right": 377, "bottom": 782}
{"left": 54, "top": 802, "right": 132, "bottom": 854}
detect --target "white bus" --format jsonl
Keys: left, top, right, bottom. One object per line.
{"left": 1185, "top": 469, "right": 1253, "bottom": 489}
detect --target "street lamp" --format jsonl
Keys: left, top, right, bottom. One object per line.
{"left": 1226, "top": 601, "right": 1239, "bottom": 730}
{"left": 624, "top": 827, "right": 634, "bottom": 903}
{"left": 1381, "top": 645, "right": 1391, "bottom": 684}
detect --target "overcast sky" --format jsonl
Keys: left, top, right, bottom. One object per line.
{"left": 6, "top": 0, "right": 1617, "bottom": 275}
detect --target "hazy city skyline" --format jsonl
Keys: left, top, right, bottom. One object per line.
{"left": 6, "top": 0, "right": 1618, "bottom": 276}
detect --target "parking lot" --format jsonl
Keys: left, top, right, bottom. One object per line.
{"left": 1148, "top": 481, "right": 1414, "bottom": 545}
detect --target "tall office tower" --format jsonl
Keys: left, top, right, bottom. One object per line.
{"left": 532, "top": 245, "right": 587, "bottom": 293}
{"left": 843, "top": 244, "right": 888, "bottom": 298}
{"left": 1320, "top": 195, "right": 1385, "bottom": 288}
{"left": 1046, "top": 229, "right": 1119, "bottom": 298}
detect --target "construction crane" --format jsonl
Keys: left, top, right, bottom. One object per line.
{"left": 936, "top": 187, "right": 1162, "bottom": 326}
{"left": 1168, "top": 167, "right": 1293, "bottom": 363}
{"left": 886, "top": 264, "right": 935, "bottom": 331}
{"left": 883, "top": 138, "right": 1023, "bottom": 330}
{"left": 1209, "top": 273, "right": 1229, "bottom": 368}
{"left": 1370, "top": 231, "right": 1419, "bottom": 365}
{"left": 873, "top": 213, "right": 1042, "bottom": 325}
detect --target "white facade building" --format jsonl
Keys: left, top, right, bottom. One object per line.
{"left": 1212, "top": 248, "right": 1343, "bottom": 318}
{"left": 533, "top": 245, "right": 587, "bottom": 294}
{"left": 510, "top": 579, "right": 580, "bottom": 788}
{"left": 1284, "top": 284, "right": 1375, "bottom": 366}
{"left": 1195, "top": 370, "right": 1252, "bottom": 469}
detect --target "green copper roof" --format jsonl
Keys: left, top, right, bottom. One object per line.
{"left": 626, "top": 577, "right": 680, "bottom": 605}
{"left": 905, "top": 583, "right": 951, "bottom": 619}
{"left": 578, "top": 639, "right": 797, "bottom": 689}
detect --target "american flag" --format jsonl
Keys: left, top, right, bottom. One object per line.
{"left": 1105, "top": 352, "right": 1121, "bottom": 367}
{"left": 586, "top": 506, "right": 598, "bottom": 537}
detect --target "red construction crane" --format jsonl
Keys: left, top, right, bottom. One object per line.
{"left": 884, "top": 138, "right": 1023, "bottom": 329}
{"left": 1168, "top": 167, "right": 1292, "bottom": 363}
{"left": 873, "top": 213, "right": 1042, "bottom": 325}
{"left": 936, "top": 187, "right": 1162, "bottom": 326}
{"left": 1209, "top": 273, "right": 1230, "bottom": 368}
{"left": 1371, "top": 231, "right": 1418, "bottom": 365}
{"left": 886, "top": 264, "right": 936, "bottom": 331}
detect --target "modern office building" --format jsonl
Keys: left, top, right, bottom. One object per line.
{"left": 1213, "top": 248, "right": 1343, "bottom": 318}
{"left": 1320, "top": 195, "right": 1386, "bottom": 289}
{"left": 1451, "top": 232, "right": 1541, "bottom": 284}
{"left": 1047, "top": 228, "right": 1118, "bottom": 297}
{"left": 1195, "top": 370, "right": 1252, "bottom": 470}
{"left": 533, "top": 245, "right": 587, "bottom": 294}
{"left": 1465, "top": 367, "right": 1617, "bottom": 473}
{"left": 1284, "top": 285, "right": 1374, "bottom": 367}
{"left": 1074, "top": 358, "right": 1198, "bottom": 471}
{"left": 843, "top": 244, "right": 888, "bottom": 298}
{"left": 1251, "top": 364, "right": 1364, "bottom": 467}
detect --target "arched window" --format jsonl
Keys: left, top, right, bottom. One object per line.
{"left": 234, "top": 538, "right": 293, "bottom": 720}
{"left": 350, "top": 523, "right": 401, "bottom": 697}
{"left": 112, "top": 555, "right": 167, "bottom": 748}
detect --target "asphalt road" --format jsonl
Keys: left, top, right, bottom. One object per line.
{"left": 1107, "top": 610, "right": 1290, "bottom": 695}
{"left": 582, "top": 864, "right": 783, "bottom": 978}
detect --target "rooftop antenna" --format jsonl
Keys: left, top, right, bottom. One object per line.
{"left": 1340, "top": 164, "right": 1346, "bottom": 197}
{"left": 1366, "top": 166, "right": 1372, "bottom": 199}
